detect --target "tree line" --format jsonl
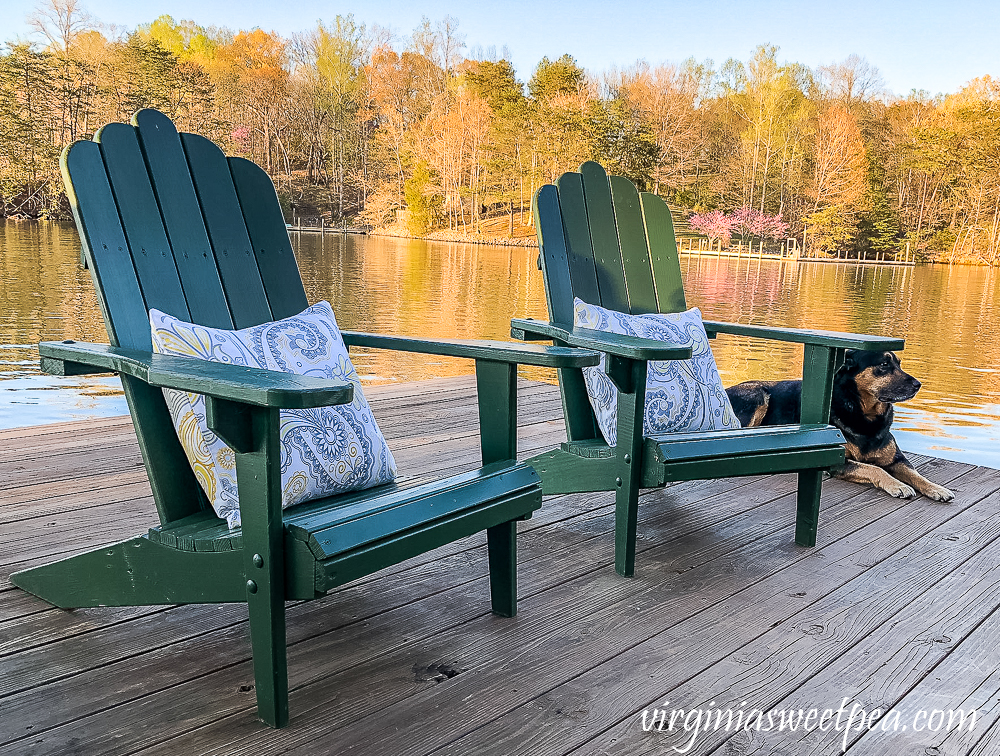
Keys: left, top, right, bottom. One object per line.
{"left": 2, "top": 1, "right": 999, "bottom": 262}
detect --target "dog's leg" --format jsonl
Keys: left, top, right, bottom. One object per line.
{"left": 748, "top": 396, "right": 770, "bottom": 428}
{"left": 833, "top": 460, "right": 916, "bottom": 499}
{"left": 887, "top": 459, "right": 954, "bottom": 502}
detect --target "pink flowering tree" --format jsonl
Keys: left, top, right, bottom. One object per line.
{"left": 690, "top": 207, "right": 789, "bottom": 248}
{"left": 730, "top": 206, "right": 789, "bottom": 241}
{"left": 230, "top": 126, "right": 252, "bottom": 153}
{"left": 689, "top": 210, "right": 733, "bottom": 246}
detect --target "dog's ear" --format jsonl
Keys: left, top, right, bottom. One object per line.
{"left": 839, "top": 350, "right": 857, "bottom": 373}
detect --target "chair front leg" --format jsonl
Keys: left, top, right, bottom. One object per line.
{"left": 208, "top": 399, "right": 289, "bottom": 728}
{"left": 796, "top": 345, "right": 845, "bottom": 546}
{"left": 475, "top": 359, "right": 520, "bottom": 616}
{"left": 608, "top": 356, "right": 648, "bottom": 577}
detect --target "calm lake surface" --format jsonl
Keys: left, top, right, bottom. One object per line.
{"left": 2, "top": 220, "right": 998, "bottom": 467}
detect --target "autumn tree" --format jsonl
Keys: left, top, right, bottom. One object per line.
{"left": 615, "top": 59, "right": 713, "bottom": 200}
{"left": 465, "top": 58, "right": 529, "bottom": 231}
{"left": 212, "top": 29, "right": 290, "bottom": 176}
{"left": 803, "top": 105, "right": 867, "bottom": 253}
{"left": 721, "top": 45, "right": 810, "bottom": 216}
{"left": 528, "top": 54, "right": 591, "bottom": 187}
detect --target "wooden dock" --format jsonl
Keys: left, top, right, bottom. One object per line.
{"left": 2, "top": 377, "right": 1000, "bottom": 755}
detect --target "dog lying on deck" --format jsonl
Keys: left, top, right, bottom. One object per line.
{"left": 726, "top": 350, "right": 954, "bottom": 502}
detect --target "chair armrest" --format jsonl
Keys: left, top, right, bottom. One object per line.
{"left": 340, "top": 331, "right": 600, "bottom": 368}
{"left": 702, "top": 321, "right": 904, "bottom": 351}
{"left": 509, "top": 318, "right": 692, "bottom": 362}
{"left": 38, "top": 341, "right": 354, "bottom": 410}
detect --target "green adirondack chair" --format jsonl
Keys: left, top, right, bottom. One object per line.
{"left": 9, "top": 110, "right": 598, "bottom": 728}
{"left": 512, "top": 162, "right": 904, "bottom": 576}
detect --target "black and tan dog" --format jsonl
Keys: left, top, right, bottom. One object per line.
{"left": 726, "top": 350, "right": 954, "bottom": 501}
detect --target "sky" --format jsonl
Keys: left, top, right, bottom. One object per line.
{"left": 1, "top": 0, "right": 997, "bottom": 96}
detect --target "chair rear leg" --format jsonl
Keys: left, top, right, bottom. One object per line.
{"left": 487, "top": 521, "right": 517, "bottom": 617}
{"left": 795, "top": 470, "right": 823, "bottom": 547}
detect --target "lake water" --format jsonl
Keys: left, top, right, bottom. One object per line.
{"left": 1, "top": 221, "right": 998, "bottom": 468}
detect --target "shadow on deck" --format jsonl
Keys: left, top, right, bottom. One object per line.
{"left": 2, "top": 377, "right": 999, "bottom": 756}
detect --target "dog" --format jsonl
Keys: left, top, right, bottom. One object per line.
{"left": 725, "top": 350, "right": 954, "bottom": 502}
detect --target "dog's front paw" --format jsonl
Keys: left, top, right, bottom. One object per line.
{"left": 922, "top": 483, "right": 955, "bottom": 502}
{"left": 883, "top": 481, "right": 916, "bottom": 499}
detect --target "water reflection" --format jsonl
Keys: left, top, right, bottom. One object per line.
{"left": 294, "top": 232, "right": 550, "bottom": 384}
{"left": 1, "top": 221, "right": 997, "bottom": 468}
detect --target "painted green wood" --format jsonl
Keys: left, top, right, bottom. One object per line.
{"left": 8, "top": 535, "right": 246, "bottom": 606}
{"left": 476, "top": 360, "right": 517, "bottom": 464}
{"left": 704, "top": 321, "right": 905, "bottom": 351}
{"left": 650, "top": 424, "right": 845, "bottom": 460}
{"left": 554, "top": 172, "right": 601, "bottom": 304}
{"left": 800, "top": 344, "right": 842, "bottom": 425}
{"left": 612, "top": 359, "right": 648, "bottom": 577}
{"left": 536, "top": 178, "right": 602, "bottom": 444}
{"left": 526, "top": 448, "right": 624, "bottom": 493}
{"left": 39, "top": 342, "right": 355, "bottom": 409}
{"left": 556, "top": 366, "right": 603, "bottom": 444}
{"left": 609, "top": 175, "right": 657, "bottom": 314}
{"left": 301, "top": 467, "right": 537, "bottom": 560}
{"left": 148, "top": 510, "right": 230, "bottom": 549}
{"left": 476, "top": 359, "right": 519, "bottom": 616}
{"left": 487, "top": 521, "right": 517, "bottom": 617}
{"left": 61, "top": 139, "right": 206, "bottom": 526}
{"left": 60, "top": 141, "right": 150, "bottom": 350}
{"left": 315, "top": 483, "right": 542, "bottom": 593}
{"left": 640, "top": 192, "right": 686, "bottom": 313}
{"left": 211, "top": 403, "right": 288, "bottom": 727}
{"left": 281, "top": 470, "right": 512, "bottom": 534}
{"left": 341, "top": 331, "right": 599, "bottom": 368}
{"left": 534, "top": 184, "right": 578, "bottom": 326}
{"left": 180, "top": 133, "right": 272, "bottom": 328}
{"left": 580, "top": 161, "right": 629, "bottom": 312}
{"left": 795, "top": 471, "right": 824, "bottom": 547}
{"left": 656, "top": 447, "right": 845, "bottom": 484}
{"left": 518, "top": 162, "right": 903, "bottom": 575}
{"left": 228, "top": 156, "right": 309, "bottom": 320}
{"left": 95, "top": 123, "right": 190, "bottom": 320}
{"left": 509, "top": 319, "right": 691, "bottom": 361}
{"left": 132, "top": 109, "right": 233, "bottom": 329}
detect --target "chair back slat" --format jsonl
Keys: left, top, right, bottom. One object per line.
{"left": 229, "top": 157, "right": 308, "bottom": 319}
{"left": 641, "top": 192, "right": 687, "bottom": 312}
{"left": 609, "top": 175, "right": 657, "bottom": 314}
{"left": 96, "top": 123, "right": 190, "bottom": 324}
{"left": 61, "top": 136, "right": 207, "bottom": 526}
{"left": 532, "top": 183, "right": 602, "bottom": 442}
{"left": 554, "top": 172, "right": 601, "bottom": 306}
{"left": 61, "top": 141, "right": 150, "bottom": 350}
{"left": 132, "top": 109, "right": 234, "bottom": 329}
{"left": 579, "top": 162, "right": 629, "bottom": 312}
{"left": 533, "top": 184, "right": 576, "bottom": 326}
{"left": 180, "top": 133, "right": 272, "bottom": 328}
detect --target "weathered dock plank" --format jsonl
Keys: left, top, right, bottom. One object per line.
{"left": 0, "top": 377, "right": 997, "bottom": 756}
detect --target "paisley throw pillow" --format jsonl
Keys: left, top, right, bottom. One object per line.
{"left": 150, "top": 301, "right": 396, "bottom": 528}
{"left": 573, "top": 298, "right": 740, "bottom": 446}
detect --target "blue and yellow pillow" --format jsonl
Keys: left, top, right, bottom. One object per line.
{"left": 150, "top": 301, "right": 396, "bottom": 528}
